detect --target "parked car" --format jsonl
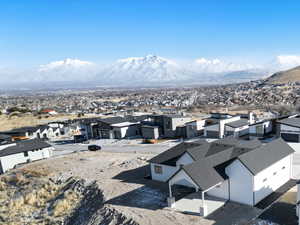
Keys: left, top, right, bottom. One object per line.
{"left": 88, "top": 144, "right": 101, "bottom": 151}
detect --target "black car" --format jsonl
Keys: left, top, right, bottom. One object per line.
{"left": 88, "top": 144, "right": 101, "bottom": 151}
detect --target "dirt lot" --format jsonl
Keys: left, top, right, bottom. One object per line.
{"left": 9, "top": 150, "right": 261, "bottom": 225}
{"left": 0, "top": 114, "right": 96, "bottom": 131}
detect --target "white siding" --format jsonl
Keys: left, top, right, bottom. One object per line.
{"left": 150, "top": 163, "right": 178, "bottom": 182}
{"left": 207, "top": 180, "right": 229, "bottom": 200}
{"left": 169, "top": 170, "right": 198, "bottom": 188}
{"left": 249, "top": 121, "right": 272, "bottom": 135}
{"left": 0, "top": 147, "right": 53, "bottom": 173}
{"left": 226, "top": 159, "right": 254, "bottom": 205}
{"left": 176, "top": 153, "right": 194, "bottom": 167}
{"left": 219, "top": 116, "right": 241, "bottom": 138}
{"left": 0, "top": 152, "right": 27, "bottom": 172}
{"left": 225, "top": 125, "right": 249, "bottom": 137}
{"left": 253, "top": 154, "right": 292, "bottom": 204}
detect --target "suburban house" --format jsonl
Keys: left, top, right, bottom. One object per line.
{"left": 0, "top": 139, "right": 53, "bottom": 173}
{"left": 278, "top": 116, "right": 300, "bottom": 142}
{"left": 96, "top": 117, "right": 140, "bottom": 139}
{"left": 204, "top": 116, "right": 244, "bottom": 138}
{"left": 204, "top": 113, "right": 255, "bottom": 139}
{"left": 249, "top": 119, "right": 273, "bottom": 138}
{"left": 0, "top": 125, "right": 64, "bottom": 141}
{"left": 162, "top": 115, "right": 192, "bottom": 138}
{"left": 141, "top": 125, "right": 160, "bottom": 139}
{"left": 142, "top": 114, "right": 196, "bottom": 139}
{"left": 185, "top": 120, "right": 206, "bottom": 139}
{"left": 149, "top": 137, "right": 294, "bottom": 216}
{"left": 224, "top": 118, "right": 249, "bottom": 137}
{"left": 0, "top": 126, "right": 41, "bottom": 140}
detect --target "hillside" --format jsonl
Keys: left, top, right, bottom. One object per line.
{"left": 265, "top": 65, "right": 300, "bottom": 84}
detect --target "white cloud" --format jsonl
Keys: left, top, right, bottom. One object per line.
{"left": 272, "top": 55, "right": 300, "bottom": 70}
{"left": 193, "top": 57, "right": 257, "bottom": 73}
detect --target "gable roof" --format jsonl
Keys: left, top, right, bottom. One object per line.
{"left": 0, "top": 139, "right": 52, "bottom": 157}
{"left": 238, "top": 138, "right": 294, "bottom": 174}
{"left": 161, "top": 137, "right": 293, "bottom": 191}
{"left": 149, "top": 141, "right": 207, "bottom": 166}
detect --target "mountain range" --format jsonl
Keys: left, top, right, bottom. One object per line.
{"left": 1, "top": 54, "right": 300, "bottom": 89}
{"left": 264, "top": 66, "right": 300, "bottom": 84}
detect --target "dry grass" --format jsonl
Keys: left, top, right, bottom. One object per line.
{"left": 0, "top": 113, "right": 97, "bottom": 131}
{"left": 52, "top": 190, "right": 79, "bottom": 217}
{"left": 0, "top": 170, "right": 82, "bottom": 225}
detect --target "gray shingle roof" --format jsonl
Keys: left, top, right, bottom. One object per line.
{"left": 0, "top": 139, "right": 52, "bottom": 157}
{"left": 238, "top": 138, "right": 294, "bottom": 174}
{"left": 149, "top": 141, "right": 206, "bottom": 165}
{"left": 156, "top": 137, "right": 293, "bottom": 191}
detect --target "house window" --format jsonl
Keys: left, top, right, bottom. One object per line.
{"left": 154, "top": 165, "right": 163, "bottom": 174}
{"left": 282, "top": 166, "right": 286, "bottom": 170}
{"left": 24, "top": 151, "right": 28, "bottom": 157}
{"left": 263, "top": 178, "right": 267, "bottom": 182}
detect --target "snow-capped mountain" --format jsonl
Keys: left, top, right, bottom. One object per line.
{"left": 39, "top": 58, "right": 93, "bottom": 72}
{"left": 98, "top": 55, "right": 193, "bottom": 85}
{"left": 34, "top": 58, "right": 96, "bottom": 82}
{"left": 0, "top": 55, "right": 272, "bottom": 89}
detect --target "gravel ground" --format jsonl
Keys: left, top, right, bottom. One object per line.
{"left": 20, "top": 148, "right": 263, "bottom": 225}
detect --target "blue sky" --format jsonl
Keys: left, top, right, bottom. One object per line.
{"left": 1, "top": 0, "right": 300, "bottom": 67}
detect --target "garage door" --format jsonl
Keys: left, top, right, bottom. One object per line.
{"left": 281, "top": 133, "right": 299, "bottom": 142}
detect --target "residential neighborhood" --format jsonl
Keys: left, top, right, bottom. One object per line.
{"left": 0, "top": 108, "right": 300, "bottom": 224}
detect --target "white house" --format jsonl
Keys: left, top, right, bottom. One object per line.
{"left": 111, "top": 122, "right": 140, "bottom": 139}
{"left": 185, "top": 120, "right": 205, "bottom": 138}
{"left": 249, "top": 120, "right": 273, "bottom": 138}
{"left": 204, "top": 116, "right": 244, "bottom": 138}
{"left": 0, "top": 139, "right": 53, "bottom": 173}
{"left": 149, "top": 138, "right": 294, "bottom": 216}
{"left": 278, "top": 117, "right": 300, "bottom": 142}
{"left": 224, "top": 119, "right": 249, "bottom": 137}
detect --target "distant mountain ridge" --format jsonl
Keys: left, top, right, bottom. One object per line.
{"left": 264, "top": 66, "right": 300, "bottom": 84}
{"left": 0, "top": 55, "right": 272, "bottom": 89}
{"left": 98, "top": 55, "right": 193, "bottom": 85}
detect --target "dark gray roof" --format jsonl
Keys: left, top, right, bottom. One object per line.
{"left": 0, "top": 126, "right": 40, "bottom": 135}
{"left": 278, "top": 117, "right": 300, "bottom": 128}
{"left": 158, "top": 137, "right": 293, "bottom": 191}
{"left": 149, "top": 141, "right": 206, "bottom": 165}
{"left": 0, "top": 139, "right": 52, "bottom": 157}
{"left": 98, "top": 117, "right": 127, "bottom": 125}
{"left": 125, "top": 115, "right": 149, "bottom": 122}
{"left": 163, "top": 114, "right": 186, "bottom": 118}
{"left": 0, "top": 134, "right": 11, "bottom": 141}
{"left": 225, "top": 119, "right": 249, "bottom": 128}
{"left": 238, "top": 138, "right": 294, "bottom": 174}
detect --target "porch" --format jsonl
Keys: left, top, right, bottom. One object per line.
{"left": 173, "top": 192, "right": 227, "bottom": 216}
